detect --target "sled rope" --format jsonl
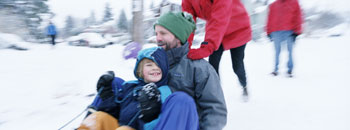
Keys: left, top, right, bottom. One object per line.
{"left": 58, "top": 87, "right": 107, "bottom": 130}
{"left": 57, "top": 85, "right": 143, "bottom": 129}
{"left": 58, "top": 108, "right": 88, "bottom": 130}
{"left": 114, "top": 86, "right": 143, "bottom": 126}
{"left": 127, "top": 110, "right": 141, "bottom": 126}
{"left": 114, "top": 86, "right": 142, "bottom": 103}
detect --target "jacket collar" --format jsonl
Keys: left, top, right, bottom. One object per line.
{"left": 167, "top": 42, "right": 189, "bottom": 68}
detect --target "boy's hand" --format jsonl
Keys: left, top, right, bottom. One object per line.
{"left": 137, "top": 83, "right": 161, "bottom": 123}
{"left": 96, "top": 71, "right": 115, "bottom": 100}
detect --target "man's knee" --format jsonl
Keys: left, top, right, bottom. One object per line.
{"left": 161, "top": 91, "right": 197, "bottom": 112}
{"left": 168, "top": 92, "right": 194, "bottom": 104}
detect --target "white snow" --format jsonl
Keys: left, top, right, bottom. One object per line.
{"left": 0, "top": 31, "right": 349, "bottom": 130}
{"left": 0, "top": 32, "right": 31, "bottom": 49}
{"left": 253, "top": 6, "right": 268, "bottom": 14}
{"left": 69, "top": 32, "right": 110, "bottom": 46}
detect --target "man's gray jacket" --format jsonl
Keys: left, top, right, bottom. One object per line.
{"left": 166, "top": 42, "right": 227, "bottom": 130}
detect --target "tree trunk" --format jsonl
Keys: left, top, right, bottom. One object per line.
{"left": 132, "top": 0, "right": 144, "bottom": 45}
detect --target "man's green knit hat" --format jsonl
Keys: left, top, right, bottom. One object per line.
{"left": 155, "top": 12, "right": 196, "bottom": 44}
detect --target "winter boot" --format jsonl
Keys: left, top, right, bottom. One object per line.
{"left": 287, "top": 71, "right": 293, "bottom": 78}
{"left": 241, "top": 87, "right": 249, "bottom": 102}
{"left": 271, "top": 72, "right": 278, "bottom": 76}
{"left": 243, "top": 87, "right": 248, "bottom": 96}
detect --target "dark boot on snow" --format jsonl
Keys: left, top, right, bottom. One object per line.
{"left": 271, "top": 72, "right": 278, "bottom": 76}
{"left": 242, "top": 87, "right": 249, "bottom": 102}
{"left": 287, "top": 71, "right": 293, "bottom": 78}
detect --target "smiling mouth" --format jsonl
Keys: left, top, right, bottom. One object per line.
{"left": 157, "top": 42, "right": 166, "bottom": 46}
{"left": 157, "top": 43, "right": 165, "bottom": 47}
{"left": 151, "top": 72, "right": 161, "bottom": 76}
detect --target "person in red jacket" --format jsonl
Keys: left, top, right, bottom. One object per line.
{"left": 266, "top": 0, "right": 303, "bottom": 77}
{"left": 182, "top": 0, "right": 252, "bottom": 97}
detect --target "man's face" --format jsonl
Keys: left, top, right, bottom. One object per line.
{"left": 155, "top": 25, "right": 181, "bottom": 51}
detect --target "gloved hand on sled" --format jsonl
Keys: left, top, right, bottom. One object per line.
{"left": 96, "top": 71, "right": 115, "bottom": 100}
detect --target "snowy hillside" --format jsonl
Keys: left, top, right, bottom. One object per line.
{"left": 0, "top": 32, "right": 349, "bottom": 130}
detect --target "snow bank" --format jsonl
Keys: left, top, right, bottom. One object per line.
{"left": 0, "top": 32, "right": 31, "bottom": 50}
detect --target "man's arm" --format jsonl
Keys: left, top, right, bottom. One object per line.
{"left": 204, "top": 0, "right": 232, "bottom": 50}
{"left": 184, "top": 0, "right": 233, "bottom": 60}
{"left": 194, "top": 62, "right": 227, "bottom": 130}
{"left": 182, "top": 0, "right": 197, "bottom": 47}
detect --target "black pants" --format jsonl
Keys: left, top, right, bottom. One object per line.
{"left": 209, "top": 44, "right": 247, "bottom": 87}
{"left": 50, "top": 35, "right": 56, "bottom": 46}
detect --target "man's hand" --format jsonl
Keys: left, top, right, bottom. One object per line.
{"left": 96, "top": 71, "right": 115, "bottom": 100}
{"left": 187, "top": 42, "right": 215, "bottom": 60}
{"left": 137, "top": 83, "right": 161, "bottom": 123}
{"left": 268, "top": 34, "right": 272, "bottom": 42}
{"left": 291, "top": 33, "right": 298, "bottom": 42}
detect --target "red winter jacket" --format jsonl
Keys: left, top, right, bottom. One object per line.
{"left": 182, "top": 0, "right": 252, "bottom": 51}
{"left": 266, "top": 0, "right": 303, "bottom": 35}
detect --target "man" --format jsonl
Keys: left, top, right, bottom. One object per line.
{"left": 266, "top": 0, "right": 303, "bottom": 77}
{"left": 154, "top": 12, "right": 227, "bottom": 130}
{"left": 182, "top": 0, "right": 252, "bottom": 97}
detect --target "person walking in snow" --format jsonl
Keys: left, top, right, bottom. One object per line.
{"left": 266, "top": 0, "right": 303, "bottom": 77}
{"left": 46, "top": 21, "right": 57, "bottom": 46}
{"left": 154, "top": 12, "right": 227, "bottom": 130}
{"left": 78, "top": 47, "right": 199, "bottom": 130}
{"left": 182, "top": 0, "right": 252, "bottom": 97}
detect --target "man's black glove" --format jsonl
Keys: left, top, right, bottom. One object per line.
{"left": 137, "top": 83, "right": 161, "bottom": 123}
{"left": 96, "top": 71, "right": 115, "bottom": 100}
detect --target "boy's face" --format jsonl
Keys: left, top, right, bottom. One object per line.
{"left": 142, "top": 59, "right": 162, "bottom": 83}
{"left": 155, "top": 25, "right": 181, "bottom": 51}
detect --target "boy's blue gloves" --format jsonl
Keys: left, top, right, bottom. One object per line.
{"left": 96, "top": 71, "right": 115, "bottom": 100}
{"left": 137, "top": 83, "right": 161, "bottom": 123}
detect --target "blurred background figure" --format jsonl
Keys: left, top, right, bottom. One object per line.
{"left": 46, "top": 21, "right": 57, "bottom": 46}
{"left": 182, "top": 0, "right": 252, "bottom": 98}
{"left": 266, "top": 0, "right": 303, "bottom": 77}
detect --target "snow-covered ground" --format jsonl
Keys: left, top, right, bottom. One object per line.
{"left": 0, "top": 32, "right": 349, "bottom": 130}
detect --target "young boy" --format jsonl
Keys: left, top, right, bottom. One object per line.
{"left": 78, "top": 47, "right": 198, "bottom": 130}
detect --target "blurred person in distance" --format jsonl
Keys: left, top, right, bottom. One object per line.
{"left": 266, "top": 0, "right": 303, "bottom": 77}
{"left": 46, "top": 21, "right": 57, "bottom": 46}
